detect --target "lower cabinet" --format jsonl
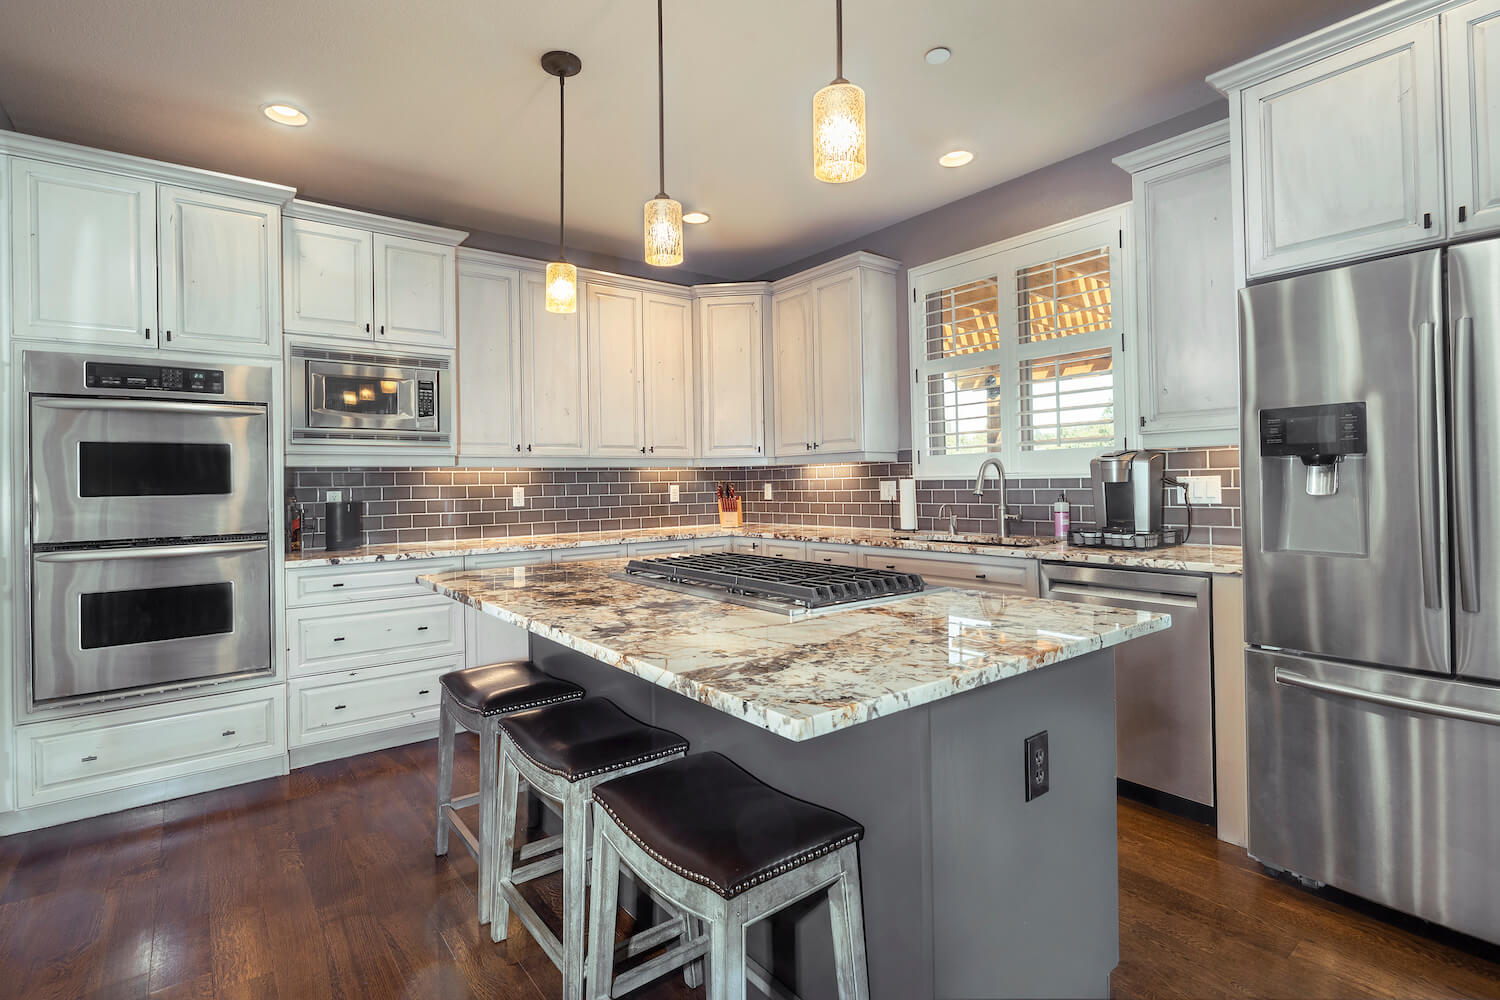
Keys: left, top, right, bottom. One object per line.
{"left": 289, "top": 656, "right": 460, "bottom": 747}
{"left": 287, "top": 595, "right": 464, "bottom": 676}
{"left": 862, "top": 550, "right": 1039, "bottom": 596}
{"left": 17, "top": 686, "right": 286, "bottom": 807}
{"left": 807, "top": 542, "right": 862, "bottom": 566}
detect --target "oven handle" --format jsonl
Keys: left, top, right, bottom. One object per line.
{"left": 34, "top": 398, "right": 263, "bottom": 419}
{"left": 35, "top": 541, "right": 267, "bottom": 563}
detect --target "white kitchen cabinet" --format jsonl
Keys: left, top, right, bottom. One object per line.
{"left": 283, "top": 217, "right": 373, "bottom": 341}
{"left": 158, "top": 186, "right": 279, "bottom": 356}
{"left": 1445, "top": 0, "right": 1500, "bottom": 236}
{"left": 643, "top": 293, "right": 696, "bottom": 459}
{"left": 554, "top": 544, "right": 627, "bottom": 562}
{"left": 285, "top": 557, "right": 464, "bottom": 607}
{"left": 286, "top": 595, "right": 465, "bottom": 677}
{"left": 696, "top": 291, "right": 766, "bottom": 459}
{"left": 808, "top": 542, "right": 862, "bottom": 566}
{"left": 767, "top": 254, "right": 900, "bottom": 462}
{"left": 863, "top": 549, "right": 1038, "bottom": 596}
{"left": 1236, "top": 17, "right": 1445, "bottom": 277}
{"left": 521, "top": 271, "right": 590, "bottom": 456}
{"left": 1116, "top": 123, "right": 1237, "bottom": 446}
{"left": 289, "top": 656, "right": 454, "bottom": 748}
{"left": 587, "top": 283, "right": 648, "bottom": 458}
{"left": 457, "top": 254, "right": 523, "bottom": 459}
{"left": 375, "top": 233, "right": 456, "bottom": 348}
{"left": 10, "top": 157, "right": 157, "bottom": 346}
{"left": 761, "top": 539, "right": 808, "bottom": 560}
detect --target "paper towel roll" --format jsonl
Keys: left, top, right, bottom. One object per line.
{"left": 898, "top": 479, "right": 918, "bottom": 530}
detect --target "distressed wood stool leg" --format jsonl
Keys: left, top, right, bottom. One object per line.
{"left": 476, "top": 716, "right": 499, "bottom": 925}
{"left": 708, "top": 899, "right": 748, "bottom": 1000}
{"left": 434, "top": 698, "right": 455, "bottom": 857}
{"left": 490, "top": 742, "right": 521, "bottom": 943}
{"left": 560, "top": 784, "right": 591, "bottom": 1000}
{"left": 585, "top": 813, "right": 622, "bottom": 1000}
{"left": 827, "top": 845, "right": 871, "bottom": 1000}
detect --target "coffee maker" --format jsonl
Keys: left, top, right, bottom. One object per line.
{"left": 1075, "top": 449, "right": 1183, "bottom": 549}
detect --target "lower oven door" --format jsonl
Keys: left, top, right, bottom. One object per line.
{"left": 31, "top": 540, "right": 272, "bottom": 703}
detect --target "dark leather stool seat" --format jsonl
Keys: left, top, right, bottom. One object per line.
{"left": 438, "top": 660, "right": 583, "bottom": 716}
{"left": 593, "top": 751, "right": 864, "bottom": 899}
{"left": 499, "top": 697, "right": 688, "bottom": 782}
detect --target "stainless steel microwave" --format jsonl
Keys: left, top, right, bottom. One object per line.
{"left": 289, "top": 343, "right": 451, "bottom": 446}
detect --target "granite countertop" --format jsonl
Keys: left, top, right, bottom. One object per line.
{"left": 417, "top": 558, "right": 1171, "bottom": 742}
{"left": 288, "top": 522, "right": 1242, "bottom": 576}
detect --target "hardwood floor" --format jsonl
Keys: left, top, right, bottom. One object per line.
{"left": 1, "top": 738, "right": 1496, "bottom": 999}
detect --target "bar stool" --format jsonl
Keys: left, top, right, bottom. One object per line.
{"left": 434, "top": 660, "right": 584, "bottom": 926}
{"left": 492, "top": 697, "right": 690, "bottom": 1000}
{"left": 586, "top": 752, "right": 869, "bottom": 1000}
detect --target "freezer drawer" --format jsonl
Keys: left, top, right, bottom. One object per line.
{"left": 1040, "top": 562, "right": 1213, "bottom": 806}
{"left": 1247, "top": 648, "right": 1500, "bottom": 945}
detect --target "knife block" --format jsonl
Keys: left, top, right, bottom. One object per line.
{"left": 717, "top": 498, "right": 744, "bottom": 527}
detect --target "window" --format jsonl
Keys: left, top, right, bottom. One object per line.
{"left": 909, "top": 207, "right": 1128, "bottom": 477}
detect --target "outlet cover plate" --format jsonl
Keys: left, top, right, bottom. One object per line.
{"left": 1025, "top": 730, "right": 1050, "bottom": 801}
{"left": 879, "top": 480, "right": 898, "bottom": 501}
{"left": 763, "top": 483, "right": 773, "bottom": 500}
{"left": 669, "top": 484, "right": 680, "bottom": 502}
{"left": 512, "top": 486, "right": 525, "bottom": 508}
{"left": 326, "top": 490, "right": 343, "bottom": 503}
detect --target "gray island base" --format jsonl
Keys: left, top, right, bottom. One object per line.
{"left": 532, "top": 635, "right": 1119, "bottom": 1000}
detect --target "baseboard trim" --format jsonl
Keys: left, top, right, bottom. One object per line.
{"left": 1117, "top": 778, "right": 1217, "bottom": 827}
{"left": 290, "top": 721, "right": 439, "bottom": 768}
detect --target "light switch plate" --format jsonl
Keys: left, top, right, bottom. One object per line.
{"left": 879, "top": 480, "right": 898, "bottom": 501}
{"left": 326, "top": 490, "right": 343, "bottom": 503}
{"left": 512, "top": 486, "right": 525, "bottom": 508}
{"left": 1186, "top": 475, "right": 1222, "bottom": 504}
{"left": 669, "top": 484, "right": 681, "bottom": 502}
{"left": 763, "top": 483, "right": 773, "bottom": 500}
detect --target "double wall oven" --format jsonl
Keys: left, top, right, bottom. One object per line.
{"left": 26, "top": 351, "right": 274, "bottom": 708}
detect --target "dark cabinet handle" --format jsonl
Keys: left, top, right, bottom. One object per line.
{"left": 1424, "top": 212, "right": 1434, "bottom": 229}
{"left": 333, "top": 636, "right": 346, "bottom": 642}
{"left": 885, "top": 564, "right": 895, "bottom": 570}
{"left": 331, "top": 582, "right": 345, "bottom": 588}
{"left": 419, "top": 689, "right": 430, "bottom": 695}
{"left": 334, "top": 704, "right": 347, "bottom": 711}
{"left": 144, "top": 328, "right": 151, "bottom": 340}
{"left": 649, "top": 446, "right": 654, "bottom": 454}
{"left": 806, "top": 443, "right": 811, "bottom": 450}
{"left": 365, "top": 323, "right": 371, "bottom": 333}
{"left": 641, "top": 446, "right": 647, "bottom": 454}
{"left": 527, "top": 444, "right": 533, "bottom": 452}
{"left": 1460, "top": 205, "right": 1469, "bottom": 223}
{"left": 165, "top": 330, "right": 172, "bottom": 341}
{"left": 975, "top": 573, "right": 987, "bottom": 580}
{"left": 81, "top": 755, "right": 98, "bottom": 763}
{"left": 417, "top": 625, "right": 429, "bottom": 632}
{"left": 516, "top": 444, "right": 522, "bottom": 452}
{"left": 813, "top": 442, "right": 820, "bottom": 449}
{"left": 380, "top": 325, "right": 385, "bottom": 336}
{"left": 222, "top": 729, "right": 236, "bottom": 737}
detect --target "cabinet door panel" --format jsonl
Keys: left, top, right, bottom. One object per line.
{"left": 457, "top": 261, "right": 522, "bottom": 458}
{"left": 771, "top": 287, "right": 814, "bottom": 457}
{"left": 283, "top": 218, "right": 373, "bottom": 340}
{"left": 1242, "top": 18, "right": 1443, "bottom": 277}
{"left": 698, "top": 297, "right": 764, "bottom": 458}
{"left": 587, "top": 284, "right": 646, "bottom": 457}
{"left": 522, "top": 273, "right": 589, "bottom": 455}
{"left": 813, "top": 272, "right": 863, "bottom": 453}
{"left": 644, "top": 294, "right": 696, "bottom": 459}
{"left": 11, "top": 158, "right": 156, "bottom": 346}
{"left": 375, "top": 234, "right": 455, "bottom": 348}
{"left": 1446, "top": 0, "right": 1500, "bottom": 236}
{"left": 158, "top": 186, "right": 278, "bottom": 355}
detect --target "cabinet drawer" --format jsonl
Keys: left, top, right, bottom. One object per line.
{"left": 695, "top": 537, "right": 733, "bottom": 553}
{"left": 288, "top": 596, "right": 464, "bottom": 676}
{"left": 289, "top": 655, "right": 459, "bottom": 746}
{"left": 19, "top": 687, "right": 285, "bottom": 807}
{"left": 761, "top": 540, "right": 809, "bottom": 560}
{"left": 286, "top": 558, "right": 463, "bottom": 607}
{"left": 555, "top": 543, "right": 627, "bottom": 562}
{"left": 807, "top": 543, "right": 862, "bottom": 567}
{"left": 863, "top": 551, "right": 1038, "bottom": 596}
{"left": 464, "top": 551, "right": 551, "bottom": 570}
{"left": 626, "top": 538, "right": 697, "bottom": 557}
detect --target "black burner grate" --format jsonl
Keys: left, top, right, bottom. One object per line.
{"left": 624, "top": 552, "right": 925, "bottom": 608}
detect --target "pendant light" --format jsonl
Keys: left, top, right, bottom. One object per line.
{"left": 542, "top": 50, "right": 581, "bottom": 313}
{"left": 812, "top": 0, "right": 866, "bottom": 183}
{"left": 644, "top": 0, "right": 683, "bottom": 267}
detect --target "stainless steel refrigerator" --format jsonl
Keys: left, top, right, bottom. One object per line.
{"left": 1241, "top": 242, "right": 1500, "bottom": 946}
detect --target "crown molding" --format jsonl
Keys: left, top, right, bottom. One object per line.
{"left": 692, "top": 280, "right": 772, "bottom": 299}
{"left": 285, "top": 199, "right": 467, "bottom": 245}
{"left": 768, "top": 250, "right": 902, "bottom": 292}
{"left": 1113, "top": 120, "right": 1231, "bottom": 174}
{"left": 0, "top": 129, "right": 295, "bottom": 204}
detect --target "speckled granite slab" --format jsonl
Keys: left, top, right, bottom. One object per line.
{"left": 418, "top": 558, "right": 1171, "bottom": 742}
{"left": 290, "top": 522, "right": 1242, "bottom": 575}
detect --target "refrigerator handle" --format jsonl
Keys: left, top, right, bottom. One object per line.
{"left": 1418, "top": 321, "right": 1444, "bottom": 611}
{"left": 1454, "top": 316, "right": 1480, "bottom": 614}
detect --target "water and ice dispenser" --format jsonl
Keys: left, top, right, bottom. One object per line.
{"left": 1259, "top": 402, "right": 1369, "bottom": 555}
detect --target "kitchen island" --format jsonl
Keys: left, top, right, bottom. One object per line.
{"left": 419, "top": 558, "right": 1170, "bottom": 1000}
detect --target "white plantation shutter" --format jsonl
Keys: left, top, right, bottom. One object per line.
{"left": 910, "top": 208, "right": 1128, "bottom": 477}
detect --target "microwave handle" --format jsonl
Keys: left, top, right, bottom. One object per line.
{"left": 34, "top": 398, "right": 260, "bottom": 419}
{"left": 35, "top": 540, "right": 267, "bottom": 563}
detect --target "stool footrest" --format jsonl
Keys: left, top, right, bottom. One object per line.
{"left": 499, "top": 881, "right": 565, "bottom": 969}
{"left": 448, "top": 792, "right": 480, "bottom": 811}
{"left": 510, "top": 852, "right": 566, "bottom": 884}
{"left": 614, "top": 915, "right": 686, "bottom": 961}
{"left": 611, "top": 936, "right": 709, "bottom": 998}
{"left": 517, "top": 833, "right": 563, "bottom": 863}
{"left": 442, "top": 806, "right": 481, "bottom": 862}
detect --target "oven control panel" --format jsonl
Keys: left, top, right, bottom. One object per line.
{"left": 86, "top": 362, "right": 225, "bottom": 394}
{"left": 417, "top": 380, "right": 435, "bottom": 418}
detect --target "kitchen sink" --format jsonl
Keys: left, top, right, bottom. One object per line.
{"left": 895, "top": 532, "right": 1055, "bottom": 548}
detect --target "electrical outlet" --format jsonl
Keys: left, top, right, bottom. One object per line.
{"left": 879, "top": 480, "right": 898, "bottom": 501}
{"left": 1024, "top": 731, "right": 1050, "bottom": 801}
{"left": 326, "top": 489, "right": 343, "bottom": 503}
{"left": 511, "top": 486, "right": 525, "bottom": 508}
{"left": 669, "top": 484, "right": 681, "bottom": 502}
{"left": 763, "top": 483, "right": 773, "bottom": 500}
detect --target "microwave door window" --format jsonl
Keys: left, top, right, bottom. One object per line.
{"left": 322, "top": 375, "right": 409, "bottom": 418}
{"left": 78, "top": 441, "right": 232, "bottom": 497}
{"left": 79, "top": 582, "right": 235, "bottom": 649}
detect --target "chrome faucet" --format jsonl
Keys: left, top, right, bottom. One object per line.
{"left": 937, "top": 503, "right": 959, "bottom": 536}
{"left": 973, "top": 457, "right": 1014, "bottom": 540}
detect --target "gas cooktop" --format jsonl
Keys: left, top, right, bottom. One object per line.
{"left": 621, "top": 552, "right": 929, "bottom": 619}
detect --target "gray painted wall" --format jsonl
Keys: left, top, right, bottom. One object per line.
{"left": 0, "top": 97, "right": 12, "bottom": 131}
{"left": 755, "top": 99, "right": 1229, "bottom": 449}
{"left": 462, "top": 227, "right": 720, "bottom": 285}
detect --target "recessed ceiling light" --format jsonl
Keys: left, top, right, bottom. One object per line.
{"left": 683, "top": 211, "right": 710, "bottom": 224}
{"left": 939, "top": 149, "right": 974, "bottom": 168}
{"left": 925, "top": 46, "right": 952, "bottom": 65}
{"left": 262, "top": 103, "right": 309, "bottom": 127}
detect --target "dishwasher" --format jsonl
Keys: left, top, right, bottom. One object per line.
{"left": 1039, "top": 562, "right": 1215, "bottom": 813}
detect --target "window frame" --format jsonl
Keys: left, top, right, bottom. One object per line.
{"left": 907, "top": 204, "right": 1133, "bottom": 479}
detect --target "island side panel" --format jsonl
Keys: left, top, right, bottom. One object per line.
{"left": 930, "top": 649, "right": 1119, "bottom": 1000}
{"left": 531, "top": 635, "right": 936, "bottom": 1000}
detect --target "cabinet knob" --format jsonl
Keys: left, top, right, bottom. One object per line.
{"left": 648, "top": 446, "right": 654, "bottom": 454}
{"left": 813, "top": 442, "right": 820, "bottom": 449}
{"left": 527, "top": 444, "right": 533, "bottom": 452}
{"left": 516, "top": 444, "right": 522, "bottom": 452}
{"left": 641, "top": 447, "right": 647, "bottom": 454}
{"left": 222, "top": 729, "right": 236, "bottom": 737}
{"left": 365, "top": 323, "right": 371, "bottom": 333}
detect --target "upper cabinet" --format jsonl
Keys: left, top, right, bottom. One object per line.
{"left": 282, "top": 202, "right": 463, "bottom": 349}
{"left": 587, "top": 284, "right": 647, "bottom": 458}
{"left": 1213, "top": 2, "right": 1500, "bottom": 279}
{"left": 767, "top": 254, "right": 900, "bottom": 462}
{"left": 696, "top": 289, "right": 767, "bottom": 460}
{"left": 521, "top": 271, "right": 589, "bottom": 457}
{"left": 642, "top": 293, "right": 696, "bottom": 460}
{"left": 456, "top": 252, "right": 522, "bottom": 460}
{"left": 8, "top": 149, "right": 289, "bottom": 356}
{"left": 1115, "top": 123, "right": 1238, "bottom": 446}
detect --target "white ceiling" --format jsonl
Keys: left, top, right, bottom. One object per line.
{"left": 0, "top": 0, "right": 1377, "bottom": 279}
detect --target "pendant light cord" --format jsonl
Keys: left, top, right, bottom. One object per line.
{"left": 657, "top": 0, "right": 667, "bottom": 197}
{"left": 834, "top": 0, "right": 845, "bottom": 83}
{"left": 558, "top": 72, "right": 566, "bottom": 261}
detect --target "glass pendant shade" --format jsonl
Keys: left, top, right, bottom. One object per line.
{"left": 813, "top": 81, "right": 866, "bottom": 183}
{"left": 644, "top": 196, "right": 684, "bottom": 267}
{"left": 545, "top": 261, "right": 577, "bottom": 314}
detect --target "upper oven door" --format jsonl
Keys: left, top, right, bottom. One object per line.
{"left": 305, "top": 360, "right": 438, "bottom": 433}
{"left": 31, "top": 396, "right": 270, "bottom": 544}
